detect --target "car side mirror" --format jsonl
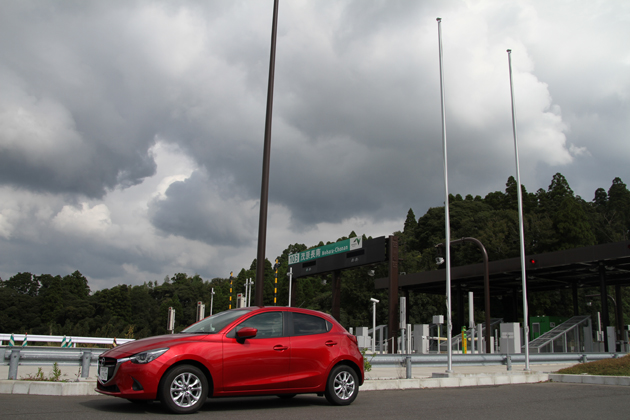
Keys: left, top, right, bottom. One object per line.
{"left": 236, "top": 327, "right": 258, "bottom": 341}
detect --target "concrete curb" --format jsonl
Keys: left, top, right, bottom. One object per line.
{"left": 549, "top": 374, "right": 630, "bottom": 386}
{"left": 1, "top": 373, "right": 629, "bottom": 396}
{"left": 361, "top": 372, "right": 550, "bottom": 391}
{"left": 0, "top": 380, "right": 100, "bottom": 396}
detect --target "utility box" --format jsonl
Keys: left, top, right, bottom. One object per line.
{"left": 196, "top": 301, "right": 205, "bottom": 322}
{"left": 607, "top": 326, "right": 616, "bottom": 353}
{"left": 236, "top": 293, "right": 245, "bottom": 308}
{"left": 355, "top": 327, "right": 371, "bottom": 350}
{"left": 500, "top": 323, "right": 521, "bottom": 354}
{"left": 413, "top": 324, "right": 430, "bottom": 354}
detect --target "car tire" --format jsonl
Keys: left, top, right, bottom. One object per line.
{"left": 324, "top": 365, "right": 359, "bottom": 406}
{"left": 159, "top": 364, "right": 208, "bottom": 414}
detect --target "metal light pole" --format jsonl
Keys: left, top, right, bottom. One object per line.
{"left": 246, "top": 278, "right": 254, "bottom": 307}
{"left": 255, "top": 0, "right": 280, "bottom": 307}
{"left": 210, "top": 287, "right": 215, "bottom": 316}
{"left": 507, "top": 49, "right": 531, "bottom": 370}
{"left": 436, "top": 237, "right": 491, "bottom": 354}
{"left": 370, "top": 298, "right": 379, "bottom": 353}
{"left": 287, "top": 267, "right": 293, "bottom": 307}
{"left": 436, "top": 17, "right": 453, "bottom": 373}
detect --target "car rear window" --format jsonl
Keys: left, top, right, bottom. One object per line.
{"left": 292, "top": 312, "right": 332, "bottom": 336}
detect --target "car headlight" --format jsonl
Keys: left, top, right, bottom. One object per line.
{"left": 127, "top": 348, "right": 169, "bottom": 364}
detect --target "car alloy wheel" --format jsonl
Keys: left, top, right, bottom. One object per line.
{"left": 324, "top": 365, "right": 358, "bottom": 405}
{"left": 160, "top": 365, "right": 208, "bottom": 414}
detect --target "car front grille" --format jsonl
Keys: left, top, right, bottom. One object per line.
{"left": 98, "top": 356, "right": 118, "bottom": 384}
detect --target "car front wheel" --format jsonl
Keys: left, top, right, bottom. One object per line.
{"left": 324, "top": 365, "right": 359, "bottom": 405}
{"left": 160, "top": 365, "right": 208, "bottom": 414}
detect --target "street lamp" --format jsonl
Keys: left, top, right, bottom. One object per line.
{"left": 436, "top": 237, "right": 491, "bottom": 354}
{"left": 245, "top": 278, "right": 254, "bottom": 307}
{"left": 287, "top": 268, "right": 293, "bottom": 307}
{"left": 370, "top": 298, "right": 379, "bottom": 354}
{"left": 210, "top": 287, "right": 215, "bottom": 316}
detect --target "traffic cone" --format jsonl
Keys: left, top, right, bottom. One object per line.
{"left": 67, "top": 337, "right": 72, "bottom": 348}
{"left": 9, "top": 334, "right": 15, "bottom": 347}
{"left": 22, "top": 333, "right": 28, "bottom": 347}
{"left": 61, "top": 336, "right": 67, "bottom": 348}
{"left": 113, "top": 337, "right": 118, "bottom": 347}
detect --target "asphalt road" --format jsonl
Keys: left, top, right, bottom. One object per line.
{"left": 1, "top": 383, "right": 628, "bottom": 419}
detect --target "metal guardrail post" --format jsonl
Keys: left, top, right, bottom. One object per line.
{"left": 405, "top": 356, "right": 412, "bottom": 379}
{"left": 9, "top": 349, "right": 20, "bottom": 380}
{"left": 81, "top": 351, "right": 92, "bottom": 378}
{"left": 581, "top": 354, "right": 588, "bottom": 364}
{"left": 506, "top": 354, "right": 512, "bottom": 371}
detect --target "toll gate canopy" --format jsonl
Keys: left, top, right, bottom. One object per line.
{"left": 374, "top": 240, "right": 630, "bottom": 297}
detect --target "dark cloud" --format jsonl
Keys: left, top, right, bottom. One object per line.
{"left": 149, "top": 169, "right": 257, "bottom": 247}
{"left": 0, "top": 0, "right": 627, "bottom": 288}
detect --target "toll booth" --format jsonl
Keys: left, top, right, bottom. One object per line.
{"left": 236, "top": 293, "right": 245, "bottom": 308}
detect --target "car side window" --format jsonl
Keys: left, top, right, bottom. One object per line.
{"left": 292, "top": 312, "right": 331, "bottom": 336}
{"left": 236, "top": 312, "right": 283, "bottom": 338}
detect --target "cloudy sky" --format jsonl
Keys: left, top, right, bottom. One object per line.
{"left": 0, "top": 0, "right": 628, "bottom": 290}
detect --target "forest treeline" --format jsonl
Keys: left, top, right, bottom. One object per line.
{"left": 1, "top": 173, "right": 629, "bottom": 340}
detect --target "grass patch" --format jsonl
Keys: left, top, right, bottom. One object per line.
{"left": 556, "top": 354, "right": 630, "bottom": 376}
{"left": 21, "top": 363, "right": 68, "bottom": 382}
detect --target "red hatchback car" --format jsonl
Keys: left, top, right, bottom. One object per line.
{"left": 96, "top": 306, "right": 364, "bottom": 414}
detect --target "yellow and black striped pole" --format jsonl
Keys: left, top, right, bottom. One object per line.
{"left": 229, "top": 271, "right": 234, "bottom": 309}
{"left": 274, "top": 259, "right": 279, "bottom": 305}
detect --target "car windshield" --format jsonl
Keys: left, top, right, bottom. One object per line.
{"left": 181, "top": 309, "right": 251, "bottom": 334}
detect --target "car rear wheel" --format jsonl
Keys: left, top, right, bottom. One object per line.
{"left": 160, "top": 365, "right": 208, "bottom": 414}
{"left": 324, "top": 365, "right": 358, "bottom": 405}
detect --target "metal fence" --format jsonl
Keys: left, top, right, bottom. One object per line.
{"left": 1, "top": 346, "right": 110, "bottom": 380}
{"left": 3, "top": 345, "right": 625, "bottom": 381}
{"left": 368, "top": 352, "right": 624, "bottom": 378}
{"left": 0, "top": 333, "right": 134, "bottom": 347}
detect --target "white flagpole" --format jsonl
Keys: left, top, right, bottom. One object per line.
{"left": 437, "top": 17, "right": 453, "bottom": 373}
{"left": 507, "top": 49, "right": 531, "bottom": 371}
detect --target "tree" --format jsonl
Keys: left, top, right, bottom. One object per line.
{"left": 607, "top": 177, "right": 630, "bottom": 240}
{"left": 554, "top": 196, "right": 596, "bottom": 250}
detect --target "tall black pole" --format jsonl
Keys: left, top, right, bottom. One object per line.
{"left": 255, "top": 0, "right": 280, "bottom": 307}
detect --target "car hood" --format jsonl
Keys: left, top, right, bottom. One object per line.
{"left": 101, "top": 334, "right": 213, "bottom": 358}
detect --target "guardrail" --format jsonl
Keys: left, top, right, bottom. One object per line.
{"left": 0, "top": 333, "right": 134, "bottom": 347}
{"left": 368, "top": 352, "right": 624, "bottom": 378}
{"left": 1, "top": 346, "right": 110, "bottom": 380}
{"left": 3, "top": 346, "right": 624, "bottom": 381}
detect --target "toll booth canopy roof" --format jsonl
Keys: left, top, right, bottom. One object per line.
{"left": 374, "top": 240, "right": 630, "bottom": 296}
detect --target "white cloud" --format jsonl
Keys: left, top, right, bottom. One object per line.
{"left": 52, "top": 203, "right": 112, "bottom": 235}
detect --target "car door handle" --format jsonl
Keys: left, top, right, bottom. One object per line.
{"left": 325, "top": 340, "right": 338, "bottom": 347}
{"left": 273, "top": 345, "right": 288, "bottom": 351}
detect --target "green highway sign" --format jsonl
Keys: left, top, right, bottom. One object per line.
{"left": 289, "top": 237, "right": 363, "bottom": 265}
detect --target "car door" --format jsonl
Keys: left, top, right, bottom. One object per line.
{"left": 221, "top": 311, "right": 290, "bottom": 392}
{"left": 286, "top": 311, "right": 340, "bottom": 390}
